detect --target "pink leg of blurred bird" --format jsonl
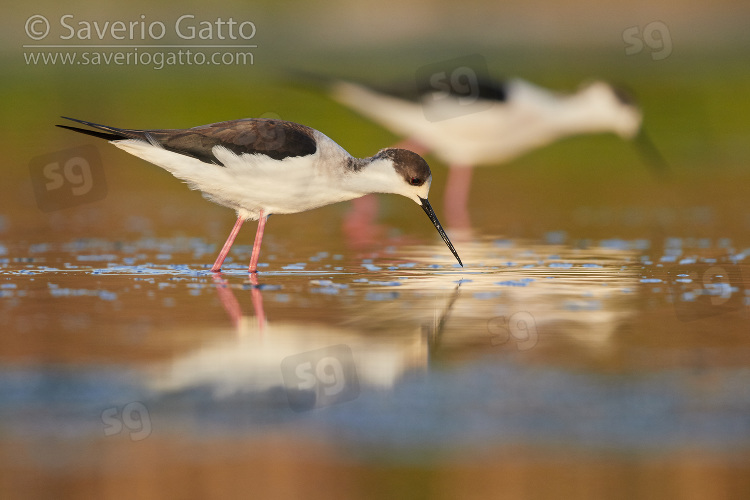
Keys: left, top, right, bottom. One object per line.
{"left": 211, "top": 216, "right": 245, "bottom": 272}
{"left": 394, "top": 138, "right": 428, "bottom": 155}
{"left": 248, "top": 212, "right": 268, "bottom": 273}
{"left": 444, "top": 166, "right": 473, "bottom": 231}
{"left": 344, "top": 194, "right": 385, "bottom": 249}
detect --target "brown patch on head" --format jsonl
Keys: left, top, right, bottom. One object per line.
{"left": 374, "top": 148, "right": 431, "bottom": 186}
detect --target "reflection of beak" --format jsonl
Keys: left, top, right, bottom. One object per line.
{"left": 419, "top": 197, "right": 463, "bottom": 267}
{"left": 633, "top": 129, "right": 670, "bottom": 179}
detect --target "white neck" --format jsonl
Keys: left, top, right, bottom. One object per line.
{"left": 342, "top": 158, "right": 397, "bottom": 194}
{"left": 340, "top": 158, "right": 428, "bottom": 203}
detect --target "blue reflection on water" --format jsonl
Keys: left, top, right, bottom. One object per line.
{"left": 2, "top": 359, "right": 749, "bottom": 456}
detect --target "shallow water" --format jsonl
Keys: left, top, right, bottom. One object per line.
{"left": 2, "top": 224, "right": 750, "bottom": 498}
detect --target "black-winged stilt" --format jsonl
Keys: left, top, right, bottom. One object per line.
{"left": 57, "top": 117, "right": 462, "bottom": 272}
{"left": 325, "top": 77, "right": 667, "bottom": 229}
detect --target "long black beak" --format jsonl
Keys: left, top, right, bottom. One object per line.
{"left": 633, "top": 129, "right": 670, "bottom": 180}
{"left": 419, "top": 197, "right": 463, "bottom": 267}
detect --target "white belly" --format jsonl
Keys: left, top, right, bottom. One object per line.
{"left": 113, "top": 140, "right": 360, "bottom": 220}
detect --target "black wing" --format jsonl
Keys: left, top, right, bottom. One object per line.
{"left": 413, "top": 77, "right": 508, "bottom": 102}
{"left": 291, "top": 71, "right": 509, "bottom": 103}
{"left": 57, "top": 117, "right": 318, "bottom": 164}
{"left": 362, "top": 78, "right": 508, "bottom": 103}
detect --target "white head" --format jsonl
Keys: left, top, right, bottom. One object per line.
{"left": 575, "top": 81, "right": 643, "bottom": 139}
{"left": 361, "top": 148, "right": 433, "bottom": 202}
{"left": 355, "top": 148, "right": 462, "bottom": 266}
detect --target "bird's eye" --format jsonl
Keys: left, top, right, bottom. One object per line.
{"left": 410, "top": 177, "right": 422, "bottom": 186}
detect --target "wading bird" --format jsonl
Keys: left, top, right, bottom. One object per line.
{"left": 58, "top": 117, "right": 462, "bottom": 272}
{"left": 325, "top": 77, "right": 667, "bottom": 229}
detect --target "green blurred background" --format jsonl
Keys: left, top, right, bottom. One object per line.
{"left": 3, "top": 0, "right": 750, "bottom": 249}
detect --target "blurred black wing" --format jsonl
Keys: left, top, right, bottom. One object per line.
{"left": 373, "top": 78, "right": 508, "bottom": 103}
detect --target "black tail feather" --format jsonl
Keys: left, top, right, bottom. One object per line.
{"left": 56, "top": 124, "right": 125, "bottom": 141}
{"left": 57, "top": 116, "right": 137, "bottom": 141}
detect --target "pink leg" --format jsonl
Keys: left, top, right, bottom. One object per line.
{"left": 343, "top": 194, "right": 384, "bottom": 249}
{"left": 248, "top": 211, "right": 268, "bottom": 273}
{"left": 211, "top": 216, "right": 245, "bottom": 272}
{"left": 394, "top": 138, "right": 429, "bottom": 156}
{"left": 444, "top": 166, "right": 474, "bottom": 231}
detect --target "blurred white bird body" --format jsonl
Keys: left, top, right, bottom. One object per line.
{"left": 331, "top": 78, "right": 643, "bottom": 167}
